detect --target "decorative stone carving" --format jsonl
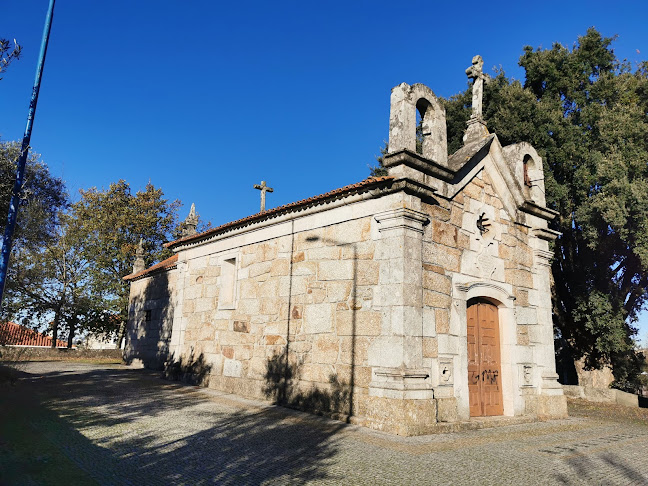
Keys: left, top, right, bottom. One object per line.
{"left": 476, "top": 212, "right": 491, "bottom": 236}
{"left": 374, "top": 208, "right": 429, "bottom": 235}
{"left": 469, "top": 205, "right": 500, "bottom": 280}
{"left": 476, "top": 250, "right": 497, "bottom": 280}
{"left": 534, "top": 249, "right": 554, "bottom": 267}
{"left": 455, "top": 281, "right": 515, "bottom": 301}
{"left": 520, "top": 363, "right": 534, "bottom": 387}
{"left": 133, "top": 238, "right": 146, "bottom": 274}
{"left": 182, "top": 203, "right": 199, "bottom": 237}
{"left": 439, "top": 357, "right": 454, "bottom": 386}
{"left": 370, "top": 365, "right": 433, "bottom": 399}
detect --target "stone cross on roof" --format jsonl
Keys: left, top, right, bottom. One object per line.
{"left": 465, "top": 55, "right": 490, "bottom": 120}
{"left": 254, "top": 180, "right": 273, "bottom": 212}
{"left": 463, "top": 55, "right": 491, "bottom": 143}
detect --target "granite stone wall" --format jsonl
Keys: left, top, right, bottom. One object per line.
{"left": 124, "top": 268, "right": 177, "bottom": 369}
{"left": 177, "top": 216, "right": 378, "bottom": 419}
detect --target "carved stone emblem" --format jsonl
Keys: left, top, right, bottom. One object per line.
{"left": 476, "top": 212, "right": 491, "bottom": 236}
{"left": 520, "top": 364, "right": 534, "bottom": 387}
{"left": 439, "top": 358, "right": 454, "bottom": 386}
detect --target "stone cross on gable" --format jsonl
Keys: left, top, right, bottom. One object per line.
{"left": 254, "top": 180, "right": 273, "bottom": 212}
{"left": 465, "top": 55, "right": 490, "bottom": 120}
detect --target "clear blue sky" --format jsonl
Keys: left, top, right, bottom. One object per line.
{"left": 1, "top": 0, "right": 647, "bottom": 343}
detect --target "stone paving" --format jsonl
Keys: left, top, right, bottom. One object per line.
{"left": 11, "top": 362, "right": 648, "bottom": 485}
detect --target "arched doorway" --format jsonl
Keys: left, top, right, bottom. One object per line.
{"left": 467, "top": 298, "right": 504, "bottom": 417}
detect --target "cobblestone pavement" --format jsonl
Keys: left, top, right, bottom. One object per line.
{"left": 12, "top": 362, "right": 648, "bottom": 485}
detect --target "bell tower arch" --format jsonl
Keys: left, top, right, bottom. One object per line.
{"left": 388, "top": 83, "right": 447, "bottom": 164}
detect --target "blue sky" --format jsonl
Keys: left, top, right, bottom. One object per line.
{"left": 1, "top": 0, "right": 647, "bottom": 343}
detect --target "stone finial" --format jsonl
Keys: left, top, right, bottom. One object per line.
{"left": 464, "top": 55, "right": 491, "bottom": 143}
{"left": 253, "top": 180, "right": 274, "bottom": 212}
{"left": 133, "top": 238, "right": 146, "bottom": 274}
{"left": 183, "top": 203, "right": 199, "bottom": 236}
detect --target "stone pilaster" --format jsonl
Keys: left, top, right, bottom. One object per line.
{"left": 362, "top": 206, "right": 437, "bottom": 434}
{"left": 369, "top": 207, "right": 431, "bottom": 399}
{"left": 533, "top": 248, "right": 560, "bottom": 382}
{"left": 168, "top": 257, "right": 187, "bottom": 360}
{"left": 531, "top": 246, "right": 567, "bottom": 417}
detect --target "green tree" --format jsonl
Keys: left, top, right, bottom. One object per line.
{"left": 71, "top": 180, "right": 180, "bottom": 345}
{"left": 1, "top": 141, "right": 68, "bottom": 332}
{"left": 369, "top": 116, "right": 426, "bottom": 177}
{"left": 0, "top": 141, "right": 67, "bottom": 252}
{"left": 0, "top": 38, "right": 21, "bottom": 80}
{"left": 3, "top": 214, "right": 110, "bottom": 347}
{"left": 442, "top": 28, "right": 648, "bottom": 389}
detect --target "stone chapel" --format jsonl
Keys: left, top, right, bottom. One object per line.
{"left": 124, "top": 56, "right": 567, "bottom": 435}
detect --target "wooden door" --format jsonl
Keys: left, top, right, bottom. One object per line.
{"left": 467, "top": 301, "right": 503, "bottom": 417}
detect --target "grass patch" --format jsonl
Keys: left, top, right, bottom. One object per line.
{"left": 567, "top": 397, "right": 648, "bottom": 425}
{"left": 0, "top": 376, "right": 98, "bottom": 485}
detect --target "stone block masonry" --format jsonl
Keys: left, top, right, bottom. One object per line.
{"left": 125, "top": 69, "right": 566, "bottom": 434}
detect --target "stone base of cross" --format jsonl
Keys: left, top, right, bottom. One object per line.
{"left": 463, "top": 116, "right": 489, "bottom": 144}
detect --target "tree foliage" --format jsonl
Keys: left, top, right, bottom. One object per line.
{"left": 4, "top": 214, "right": 111, "bottom": 347}
{"left": 0, "top": 141, "right": 67, "bottom": 252}
{"left": 2, "top": 173, "right": 183, "bottom": 346}
{"left": 442, "top": 28, "right": 648, "bottom": 388}
{"left": 0, "top": 38, "right": 21, "bottom": 80}
{"left": 70, "top": 180, "right": 180, "bottom": 343}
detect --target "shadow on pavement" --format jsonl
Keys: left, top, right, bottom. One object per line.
{"left": 1, "top": 364, "right": 343, "bottom": 485}
{"left": 554, "top": 451, "right": 648, "bottom": 484}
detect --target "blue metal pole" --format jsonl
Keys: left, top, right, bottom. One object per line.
{"left": 0, "top": 0, "right": 56, "bottom": 307}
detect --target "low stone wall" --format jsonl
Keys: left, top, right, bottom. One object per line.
{"left": 563, "top": 384, "right": 639, "bottom": 408}
{"left": 614, "top": 389, "right": 639, "bottom": 408}
{"left": 0, "top": 346, "right": 123, "bottom": 362}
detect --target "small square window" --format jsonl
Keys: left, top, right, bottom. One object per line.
{"left": 144, "top": 310, "right": 152, "bottom": 322}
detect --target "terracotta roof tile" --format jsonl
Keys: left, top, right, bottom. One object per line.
{"left": 0, "top": 321, "right": 68, "bottom": 347}
{"left": 166, "top": 176, "right": 394, "bottom": 250}
{"left": 123, "top": 254, "right": 178, "bottom": 282}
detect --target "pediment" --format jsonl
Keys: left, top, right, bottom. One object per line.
{"left": 443, "top": 136, "right": 557, "bottom": 226}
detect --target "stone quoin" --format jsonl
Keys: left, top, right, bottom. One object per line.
{"left": 123, "top": 57, "right": 566, "bottom": 435}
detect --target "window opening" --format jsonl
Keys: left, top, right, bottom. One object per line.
{"left": 219, "top": 257, "right": 237, "bottom": 308}
{"left": 415, "top": 106, "right": 424, "bottom": 154}
{"left": 523, "top": 156, "right": 533, "bottom": 188}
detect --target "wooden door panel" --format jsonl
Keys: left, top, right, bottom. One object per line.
{"left": 467, "top": 302, "right": 503, "bottom": 417}
{"left": 466, "top": 305, "right": 482, "bottom": 417}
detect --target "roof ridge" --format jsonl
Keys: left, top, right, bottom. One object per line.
{"left": 165, "top": 176, "right": 393, "bottom": 251}
{"left": 123, "top": 253, "right": 178, "bottom": 281}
